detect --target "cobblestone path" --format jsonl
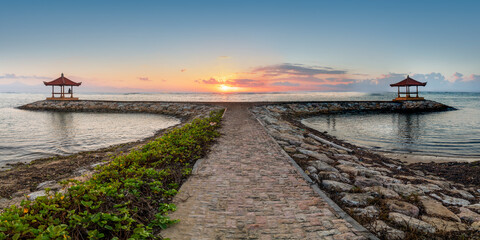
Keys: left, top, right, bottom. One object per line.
{"left": 162, "top": 104, "right": 370, "bottom": 239}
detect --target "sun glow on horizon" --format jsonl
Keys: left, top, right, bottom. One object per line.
{"left": 218, "top": 84, "right": 237, "bottom": 92}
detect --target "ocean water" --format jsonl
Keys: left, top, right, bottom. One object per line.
{"left": 1, "top": 91, "right": 478, "bottom": 167}
{"left": 302, "top": 92, "right": 480, "bottom": 157}
{"left": 0, "top": 93, "right": 180, "bottom": 167}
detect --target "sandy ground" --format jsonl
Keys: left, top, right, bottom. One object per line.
{"left": 380, "top": 151, "right": 480, "bottom": 164}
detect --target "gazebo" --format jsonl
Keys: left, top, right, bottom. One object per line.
{"left": 44, "top": 73, "right": 82, "bottom": 100}
{"left": 390, "top": 75, "right": 427, "bottom": 101}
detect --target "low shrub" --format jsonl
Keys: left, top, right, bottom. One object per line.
{"left": 0, "top": 109, "right": 224, "bottom": 239}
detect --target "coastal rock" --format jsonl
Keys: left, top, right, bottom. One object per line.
{"left": 283, "top": 146, "right": 297, "bottom": 153}
{"left": 321, "top": 180, "right": 353, "bottom": 192}
{"left": 312, "top": 161, "right": 338, "bottom": 172}
{"left": 354, "top": 176, "right": 381, "bottom": 188}
{"left": 386, "top": 199, "right": 420, "bottom": 217}
{"left": 457, "top": 207, "right": 480, "bottom": 223}
{"left": 416, "top": 183, "right": 442, "bottom": 193}
{"left": 451, "top": 189, "right": 475, "bottom": 200}
{"left": 335, "top": 163, "right": 381, "bottom": 177}
{"left": 277, "top": 133, "right": 303, "bottom": 146}
{"left": 466, "top": 203, "right": 480, "bottom": 213}
{"left": 364, "top": 186, "right": 399, "bottom": 198}
{"left": 388, "top": 212, "right": 436, "bottom": 233}
{"left": 27, "top": 190, "right": 47, "bottom": 201}
{"left": 298, "top": 149, "right": 335, "bottom": 163}
{"left": 36, "top": 180, "right": 61, "bottom": 191}
{"left": 373, "top": 175, "right": 402, "bottom": 185}
{"left": 472, "top": 221, "right": 480, "bottom": 231}
{"left": 370, "top": 220, "right": 405, "bottom": 240}
{"left": 305, "top": 166, "right": 317, "bottom": 174}
{"left": 420, "top": 197, "right": 461, "bottom": 222}
{"left": 386, "top": 183, "right": 423, "bottom": 196}
{"left": 317, "top": 171, "right": 351, "bottom": 183}
{"left": 341, "top": 193, "right": 374, "bottom": 207}
{"left": 334, "top": 154, "right": 358, "bottom": 161}
{"left": 353, "top": 206, "right": 379, "bottom": 218}
{"left": 300, "top": 143, "right": 320, "bottom": 151}
{"left": 292, "top": 153, "right": 308, "bottom": 159}
{"left": 420, "top": 216, "right": 467, "bottom": 232}
{"left": 430, "top": 193, "right": 470, "bottom": 206}
{"left": 335, "top": 164, "right": 359, "bottom": 176}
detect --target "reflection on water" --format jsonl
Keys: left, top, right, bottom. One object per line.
{"left": 302, "top": 110, "right": 480, "bottom": 157}
{"left": 0, "top": 109, "right": 179, "bottom": 167}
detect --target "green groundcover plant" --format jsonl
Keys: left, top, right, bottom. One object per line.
{"left": 0, "top": 109, "right": 224, "bottom": 240}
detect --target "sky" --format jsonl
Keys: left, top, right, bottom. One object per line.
{"left": 1, "top": 0, "right": 479, "bottom": 93}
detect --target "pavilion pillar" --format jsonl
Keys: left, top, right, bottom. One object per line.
{"left": 52, "top": 86, "right": 54, "bottom": 98}
{"left": 416, "top": 86, "right": 419, "bottom": 97}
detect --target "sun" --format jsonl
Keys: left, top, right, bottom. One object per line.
{"left": 219, "top": 84, "right": 233, "bottom": 92}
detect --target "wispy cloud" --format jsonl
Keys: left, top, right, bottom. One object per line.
{"left": 271, "top": 81, "right": 300, "bottom": 87}
{"left": 137, "top": 77, "right": 151, "bottom": 81}
{"left": 180, "top": 69, "right": 187, "bottom": 72}
{"left": 0, "top": 73, "right": 50, "bottom": 80}
{"left": 218, "top": 56, "right": 231, "bottom": 59}
{"left": 252, "top": 63, "right": 346, "bottom": 77}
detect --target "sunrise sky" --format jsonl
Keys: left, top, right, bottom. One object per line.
{"left": 1, "top": 0, "right": 479, "bottom": 93}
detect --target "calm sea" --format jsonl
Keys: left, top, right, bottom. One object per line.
{"left": 0, "top": 92, "right": 478, "bottom": 168}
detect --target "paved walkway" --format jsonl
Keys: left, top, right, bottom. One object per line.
{"left": 162, "top": 104, "right": 369, "bottom": 239}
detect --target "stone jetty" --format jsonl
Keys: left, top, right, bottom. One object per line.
{"left": 10, "top": 99, "right": 478, "bottom": 239}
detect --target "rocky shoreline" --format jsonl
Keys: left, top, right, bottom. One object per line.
{"left": 252, "top": 101, "right": 480, "bottom": 239}
{"left": 4, "top": 99, "right": 478, "bottom": 239}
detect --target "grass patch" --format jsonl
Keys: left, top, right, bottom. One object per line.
{"left": 0, "top": 109, "right": 224, "bottom": 240}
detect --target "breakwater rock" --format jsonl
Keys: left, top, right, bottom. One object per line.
{"left": 258, "top": 100, "right": 453, "bottom": 117}
{"left": 252, "top": 101, "right": 479, "bottom": 239}
{"left": 19, "top": 100, "right": 220, "bottom": 119}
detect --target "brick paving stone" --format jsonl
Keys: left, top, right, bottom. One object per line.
{"left": 161, "top": 104, "right": 369, "bottom": 239}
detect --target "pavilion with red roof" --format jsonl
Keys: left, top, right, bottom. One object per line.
{"left": 390, "top": 75, "right": 427, "bottom": 101}
{"left": 44, "top": 73, "right": 82, "bottom": 100}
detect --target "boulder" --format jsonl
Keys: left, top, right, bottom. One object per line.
{"left": 317, "top": 171, "right": 351, "bottom": 183}
{"left": 300, "top": 143, "right": 320, "bottom": 151}
{"left": 298, "top": 149, "right": 335, "bottom": 164}
{"left": 283, "top": 146, "right": 297, "bottom": 153}
{"left": 458, "top": 207, "right": 480, "bottom": 223}
{"left": 416, "top": 184, "right": 442, "bottom": 193}
{"left": 292, "top": 153, "right": 308, "bottom": 159}
{"left": 466, "top": 203, "right": 480, "bottom": 213}
{"left": 472, "top": 221, "right": 480, "bottom": 231}
{"left": 353, "top": 206, "right": 379, "bottom": 218}
{"left": 335, "top": 164, "right": 359, "bottom": 176}
{"left": 388, "top": 212, "right": 435, "bottom": 233}
{"left": 420, "top": 197, "right": 461, "bottom": 222}
{"left": 430, "top": 193, "right": 470, "bottom": 206}
{"left": 27, "top": 191, "right": 47, "bottom": 201}
{"left": 386, "top": 183, "right": 423, "bottom": 197}
{"left": 333, "top": 154, "right": 358, "bottom": 161}
{"left": 370, "top": 220, "right": 405, "bottom": 240}
{"left": 450, "top": 189, "right": 475, "bottom": 200}
{"left": 386, "top": 200, "right": 420, "bottom": 217}
{"left": 312, "top": 161, "right": 338, "bottom": 172}
{"left": 364, "top": 186, "right": 399, "bottom": 198}
{"left": 305, "top": 166, "right": 317, "bottom": 174}
{"left": 321, "top": 180, "right": 354, "bottom": 192}
{"left": 36, "top": 180, "right": 61, "bottom": 191}
{"left": 341, "top": 193, "right": 374, "bottom": 207}
{"left": 420, "top": 216, "right": 467, "bottom": 232}
{"left": 354, "top": 176, "right": 382, "bottom": 188}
